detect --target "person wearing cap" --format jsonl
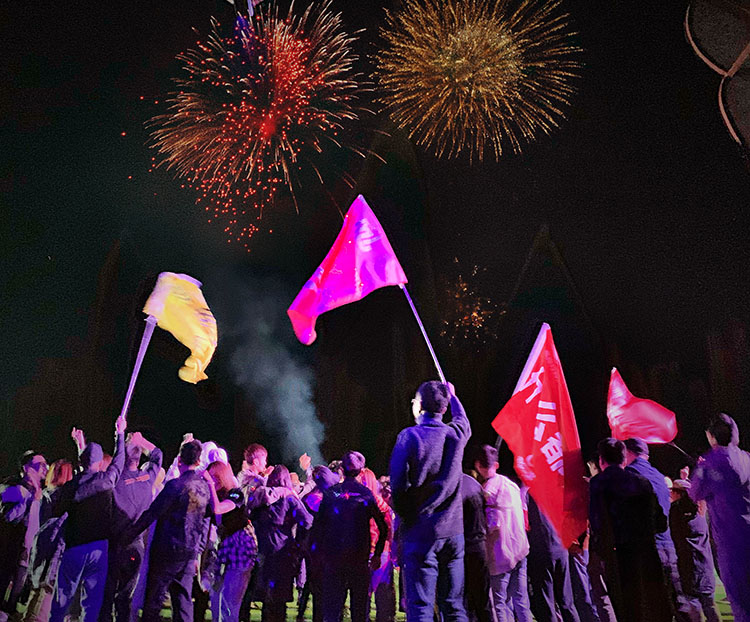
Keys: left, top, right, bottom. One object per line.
{"left": 588, "top": 438, "right": 671, "bottom": 622}
{"left": 312, "top": 450, "right": 388, "bottom": 622}
{"left": 389, "top": 381, "right": 471, "bottom": 622}
{"left": 689, "top": 413, "right": 750, "bottom": 622}
{"left": 49, "top": 414, "right": 127, "bottom": 622}
{"left": 624, "top": 438, "right": 702, "bottom": 622}
{"left": 0, "top": 450, "right": 48, "bottom": 622}
{"left": 668, "top": 478, "right": 720, "bottom": 622}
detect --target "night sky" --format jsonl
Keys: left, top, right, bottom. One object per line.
{"left": 2, "top": 1, "right": 749, "bottom": 476}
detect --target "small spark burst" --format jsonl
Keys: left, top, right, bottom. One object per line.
{"left": 375, "top": 0, "right": 582, "bottom": 161}
{"left": 440, "top": 262, "right": 498, "bottom": 347}
{"left": 149, "top": 2, "right": 368, "bottom": 248}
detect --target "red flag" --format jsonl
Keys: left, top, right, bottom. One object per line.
{"left": 288, "top": 195, "right": 408, "bottom": 345}
{"left": 607, "top": 368, "right": 677, "bottom": 443}
{"left": 491, "top": 324, "right": 588, "bottom": 547}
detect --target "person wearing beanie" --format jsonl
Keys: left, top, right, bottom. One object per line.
{"left": 624, "top": 438, "right": 702, "bottom": 622}
{"left": 389, "top": 381, "right": 471, "bottom": 622}
{"left": 49, "top": 415, "right": 127, "bottom": 622}
{"left": 312, "top": 451, "right": 388, "bottom": 622}
{"left": 689, "top": 413, "right": 750, "bottom": 622}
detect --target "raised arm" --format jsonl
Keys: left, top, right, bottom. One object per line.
{"left": 73, "top": 415, "right": 126, "bottom": 501}
{"left": 446, "top": 383, "right": 471, "bottom": 439}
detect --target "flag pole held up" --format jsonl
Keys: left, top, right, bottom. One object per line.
{"left": 120, "top": 315, "right": 158, "bottom": 421}
{"left": 399, "top": 284, "right": 446, "bottom": 383}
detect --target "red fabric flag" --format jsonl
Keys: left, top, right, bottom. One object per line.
{"left": 288, "top": 195, "right": 408, "bottom": 345}
{"left": 491, "top": 324, "right": 588, "bottom": 547}
{"left": 607, "top": 368, "right": 678, "bottom": 443}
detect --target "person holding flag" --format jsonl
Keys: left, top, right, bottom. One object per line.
{"left": 389, "top": 381, "right": 470, "bottom": 622}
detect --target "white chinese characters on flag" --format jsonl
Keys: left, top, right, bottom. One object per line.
{"left": 492, "top": 323, "right": 588, "bottom": 547}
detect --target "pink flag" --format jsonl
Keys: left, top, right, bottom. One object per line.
{"left": 607, "top": 368, "right": 678, "bottom": 443}
{"left": 288, "top": 195, "right": 408, "bottom": 345}
{"left": 491, "top": 324, "right": 588, "bottom": 548}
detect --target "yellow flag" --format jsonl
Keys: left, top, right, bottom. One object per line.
{"left": 143, "top": 272, "right": 217, "bottom": 383}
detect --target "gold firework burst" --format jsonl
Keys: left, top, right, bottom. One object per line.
{"left": 375, "top": 0, "right": 582, "bottom": 160}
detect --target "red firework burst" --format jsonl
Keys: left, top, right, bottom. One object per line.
{"left": 149, "top": 2, "right": 367, "bottom": 248}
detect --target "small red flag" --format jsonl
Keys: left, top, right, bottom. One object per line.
{"left": 607, "top": 368, "right": 677, "bottom": 443}
{"left": 492, "top": 324, "right": 588, "bottom": 547}
{"left": 287, "top": 195, "right": 408, "bottom": 345}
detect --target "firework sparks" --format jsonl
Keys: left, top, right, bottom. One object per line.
{"left": 149, "top": 3, "right": 367, "bottom": 247}
{"left": 375, "top": 0, "right": 582, "bottom": 160}
{"left": 440, "top": 262, "right": 498, "bottom": 347}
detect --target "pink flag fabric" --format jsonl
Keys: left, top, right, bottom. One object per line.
{"left": 491, "top": 323, "right": 588, "bottom": 548}
{"left": 607, "top": 368, "right": 678, "bottom": 443}
{"left": 288, "top": 195, "right": 408, "bottom": 345}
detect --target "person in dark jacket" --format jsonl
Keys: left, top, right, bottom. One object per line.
{"left": 312, "top": 451, "right": 387, "bottom": 622}
{"left": 624, "top": 438, "right": 701, "bottom": 622}
{"left": 50, "top": 415, "right": 127, "bottom": 622}
{"left": 0, "top": 450, "right": 48, "bottom": 622}
{"left": 129, "top": 439, "right": 212, "bottom": 622}
{"left": 525, "top": 490, "right": 580, "bottom": 622}
{"left": 689, "top": 413, "right": 750, "bottom": 622}
{"left": 588, "top": 438, "right": 671, "bottom": 622}
{"left": 254, "top": 464, "right": 313, "bottom": 622}
{"left": 669, "top": 479, "right": 719, "bottom": 622}
{"left": 99, "top": 431, "right": 162, "bottom": 622}
{"left": 460, "top": 472, "right": 493, "bottom": 622}
{"left": 389, "top": 381, "right": 471, "bottom": 622}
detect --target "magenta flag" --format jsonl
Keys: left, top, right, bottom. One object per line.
{"left": 287, "top": 195, "right": 408, "bottom": 345}
{"left": 607, "top": 368, "right": 678, "bottom": 443}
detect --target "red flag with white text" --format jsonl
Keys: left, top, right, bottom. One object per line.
{"left": 287, "top": 195, "right": 407, "bottom": 345}
{"left": 491, "top": 323, "right": 588, "bottom": 547}
{"left": 607, "top": 368, "right": 677, "bottom": 443}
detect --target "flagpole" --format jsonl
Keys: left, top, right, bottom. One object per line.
{"left": 399, "top": 284, "right": 446, "bottom": 384}
{"left": 120, "top": 315, "right": 158, "bottom": 421}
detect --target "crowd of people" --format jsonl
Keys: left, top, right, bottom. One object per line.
{"left": 0, "top": 381, "right": 749, "bottom": 622}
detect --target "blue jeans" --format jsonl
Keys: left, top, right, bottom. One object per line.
{"left": 569, "top": 550, "right": 600, "bottom": 622}
{"left": 212, "top": 567, "right": 253, "bottom": 622}
{"left": 490, "top": 558, "right": 532, "bottom": 622}
{"left": 402, "top": 534, "right": 468, "bottom": 622}
{"left": 50, "top": 540, "right": 109, "bottom": 622}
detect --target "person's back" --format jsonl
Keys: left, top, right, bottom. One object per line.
{"left": 460, "top": 474, "right": 492, "bottom": 622}
{"left": 390, "top": 381, "right": 470, "bottom": 622}
{"left": 690, "top": 414, "right": 750, "bottom": 622}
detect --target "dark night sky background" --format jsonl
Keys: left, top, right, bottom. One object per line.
{"left": 2, "top": 0, "right": 750, "bottom": 477}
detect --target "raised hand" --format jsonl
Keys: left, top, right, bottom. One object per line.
{"left": 299, "top": 453, "right": 312, "bottom": 471}
{"left": 115, "top": 415, "right": 127, "bottom": 436}
{"left": 71, "top": 427, "right": 86, "bottom": 450}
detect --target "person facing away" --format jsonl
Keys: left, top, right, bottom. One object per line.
{"left": 668, "top": 478, "right": 720, "bottom": 622}
{"left": 99, "top": 430, "right": 162, "bottom": 622}
{"left": 460, "top": 472, "right": 493, "bottom": 622}
{"left": 689, "top": 413, "right": 750, "bottom": 622}
{"left": 312, "top": 451, "right": 388, "bottom": 622}
{"left": 624, "top": 438, "right": 701, "bottom": 622}
{"left": 253, "top": 464, "right": 313, "bottom": 622}
{"left": 389, "top": 380, "right": 471, "bottom": 622}
{"left": 524, "top": 489, "right": 580, "bottom": 622}
{"left": 0, "top": 450, "right": 48, "bottom": 622}
{"left": 128, "top": 439, "right": 212, "bottom": 622}
{"left": 50, "top": 415, "right": 127, "bottom": 622}
{"left": 473, "top": 445, "right": 532, "bottom": 622}
{"left": 588, "top": 438, "right": 671, "bottom": 622}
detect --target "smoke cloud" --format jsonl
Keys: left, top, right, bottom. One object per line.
{"left": 216, "top": 274, "right": 325, "bottom": 467}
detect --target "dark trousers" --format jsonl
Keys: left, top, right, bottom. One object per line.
{"left": 527, "top": 552, "right": 580, "bottom": 622}
{"left": 569, "top": 551, "right": 600, "bottom": 622}
{"left": 0, "top": 561, "right": 27, "bottom": 616}
{"left": 402, "top": 534, "right": 468, "bottom": 622}
{"left": 656, "top": 543, "right": 702, "bottom": 622}
{"left": 99, "top": 538, "right": 145, "bottom": 622}
{"left": 322, "top": 565, "right": 370, "bottom": 622}
{"left": 463, "top": 547, "right": 493, "bottom": 622}
{"left": 141, "top": 557, "right": 195, "bottom": 622}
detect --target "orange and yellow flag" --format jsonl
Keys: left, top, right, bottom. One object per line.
{"left": 143, "top": 272, "right": 217, "bottom": 383}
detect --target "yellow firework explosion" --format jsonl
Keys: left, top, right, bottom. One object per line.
{"left": 375, "top": 0, "right": 582, "bottom": 160}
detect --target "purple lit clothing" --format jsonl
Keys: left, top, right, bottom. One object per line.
{"left": 690, "top": 443, "right": 750, "bottom": 622}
